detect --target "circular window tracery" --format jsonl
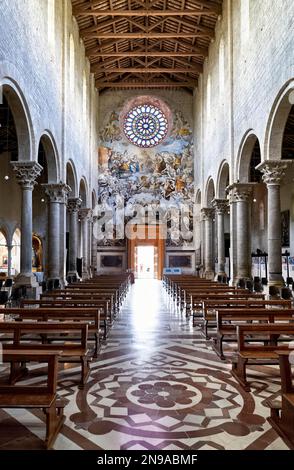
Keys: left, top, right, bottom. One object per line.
{"left": 123, "top": 104, "right": 168, "bottom": 148}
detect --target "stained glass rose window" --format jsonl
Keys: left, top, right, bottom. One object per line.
{"left": 123, "top": 104, "right": 168, "bottom": 148}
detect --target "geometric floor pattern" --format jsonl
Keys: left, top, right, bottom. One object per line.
{"left": 0, "top": 280, "right": 290, "bottom": 450}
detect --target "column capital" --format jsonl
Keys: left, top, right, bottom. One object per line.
{"left": 212, "top": 198, "right": 229, "bottom": 214}
{"left": 43, "top": 183, "right": 71, "bottom": 203}
{"left": 11, "top": 161, "right": 43, "bottom": 189}
{"left": 79, "top": 208, "right": 92, "bottom": 220}
{"left": 227, "top": 183, "right": 253, "bottom": 203}
{"left": 67, "top": 197, "right": 82, "bottom": 213}
{"left": 201, "top": 207, "right": 214, "bottom": 221}
{"left": 256, "top": 160, "right": 293, "bottom": 185}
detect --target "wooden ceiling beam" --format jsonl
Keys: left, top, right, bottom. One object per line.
{"left": 92, "top": 67, "right": 202, "bottom": 74}
{"left": 95, "top": 81, "right": 197, "bottom": 88}
{"left": 83, "top": 32, "right": 213, "bottom": 39}
{"left": 86, "top": 50, "right": 207, "bottom": 57}
{"left": 73, "top": 8, "right": 221, "bottom": 17}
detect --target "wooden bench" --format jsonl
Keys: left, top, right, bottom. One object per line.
{"left": 0, "top": 322, "right": 90, "bottom": 388}
{"left": 190, "top": 292, "right": 265, "bottom": 318}
{"left": 0, "top": 349, "right": 65, "bottom": 449}
{"left": 4, "top": 307, "right": 102, "bottom": 355}
{"left": 231, "top": 324, "right": 294, "bottom": 391}
{"left": 267, "top": 351, "right": 294, "bottom": 449}
{"left": 214, "top": 308, "right": 294, "bottom": 359}
{"left": 202, "top": 299, "right": 291, "bottom": 339}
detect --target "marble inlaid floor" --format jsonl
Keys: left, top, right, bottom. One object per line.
{"left": 0, "top": 280, "right": 290, "bottom": 450}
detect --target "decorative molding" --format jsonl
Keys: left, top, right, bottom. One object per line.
{"left": 79, "top": 208, "right": 92, "bottom": 220}
{"left": 212, "top": 199, "right": 229, "bottom": 214}
{"left": 43, "top": 183, "right": 71, "bottom": 203}
{"left": 227, "top": 183, "right": 253, "bottom": 203}
{"left": 67, "top": 197, "right": 82, "bottom": 213}
{"left": 256, "top": 161, "right": 292, "bottom": 185}
{"left": 201, "top": 208, "right": 214, "bottom": 221}
{"left": 11, "top": 161, "right": 43, "bottom": 189}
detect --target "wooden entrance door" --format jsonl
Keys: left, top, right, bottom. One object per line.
{"left": 127, "top": 224, "right": 165, "bottom": 280}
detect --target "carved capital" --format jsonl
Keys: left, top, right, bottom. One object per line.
{"left": 67, "top": 197, "right": 82, "bottom": 213}
{"left": 11, "top": 161, "right": 43, "bottom": 189}
{"left": 212, "top": 199, "right": 229, "bottom": 215}
{"left": 256, "top": 161, "right": 291, "bottom": 185}
{"left": 227, "top": 183, "right": 253, "bottom": 203}
{"left": 79, "top": 208, "right": 92, "bottom": 221}
{"left": 43, "top": 183, "right": 71, "bottom": 203}
{"left": 201, "top": 208, "right": 214, "bottom": 221}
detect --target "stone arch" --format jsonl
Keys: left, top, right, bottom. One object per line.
{"left": 0, "top": 78, "right": 33, "bottom": 161}
{"left": 92, "top": 189, "right": 97, "bottom": 210}
{"left": 66, "top": 160, "right": 78, "bottom": 197}
{"left": 195, "top": 189, "right": 201, "bottom": 205}
{"left": 264, "top": 79, "right": 294, "bottom": 161}
{"left": 79, "top": 177, "right": 89, "bottom": 208}
{"left": 38, "top": 132, "right": 60, "bottom": 183}
{"left": 236, "top": 131, "right": 262, "bottom": 182}
{"left": 204, "top": 177, "right": 215, "bottom": 207}
{"left": 216, "top": 160, "right": 230, "bottom": 198}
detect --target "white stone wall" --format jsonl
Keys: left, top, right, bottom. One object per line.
{"left": 194, "top": 0, "right": 294, "bottom": 273}
{"left": 194, "top": 0, "right": 294, "bottom": 190}
{"left": 0, "top": 0, "right": 98, "bottom": 197}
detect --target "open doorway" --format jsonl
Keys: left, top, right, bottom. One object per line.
{"left": 136, "top": 246, "right": 155, "bottom": 279}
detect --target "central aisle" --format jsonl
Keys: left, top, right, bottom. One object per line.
{"left": 0, "top": 280, "right": 289, "bottom": 450}
{"left": 60, "top": 279, "right": 287, "bottom": 450}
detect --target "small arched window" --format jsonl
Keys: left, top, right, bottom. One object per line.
{"left": 206, "top": 75, "right": 211, "bottom": 124}
{"left": 219, "top": 38, "right": 225, "bottom": 95}
{"left": 69, "top": 34, "right": 75, "bottom": 93}
{"left": 48, "top": 0, "right": 55, "bottom": 50}
{"left": 241, "top": 0, "right": 250, "bottom": 47}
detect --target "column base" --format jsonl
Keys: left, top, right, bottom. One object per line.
{"left": 205, "top": 270, "right": 215, "bottom": 280}
{"left": 214, "top": 271, "right": 227, "bottom": 281}
{"left": 268, "top": 274, "right": 285, "bottom": 287}
{"left": 14, "top": 273, "right": 39, "bottom": 288}
{"left": 82, "top": 269, "right": 90, "bottom": 280}
{"left": 67, "top": 271, "right": 80, "bottom": 282}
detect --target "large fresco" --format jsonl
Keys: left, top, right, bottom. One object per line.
{"left": 97, "top": 97, "right": 194, "bottom": 247}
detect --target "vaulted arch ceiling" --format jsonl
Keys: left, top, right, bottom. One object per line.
{"left": 72, "top": 0, "right": 223, "bottom": 92}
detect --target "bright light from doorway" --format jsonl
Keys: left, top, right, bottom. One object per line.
{"left": 137, "top": 246, "right": 154, "bottom": 279}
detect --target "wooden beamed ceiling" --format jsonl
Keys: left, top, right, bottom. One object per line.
{"left": 71, "top": 0, "right": 223, "bottom": 92}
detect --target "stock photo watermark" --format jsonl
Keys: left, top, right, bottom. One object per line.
{"left": 92, "top": 197, "right": 195, "bottom": 243}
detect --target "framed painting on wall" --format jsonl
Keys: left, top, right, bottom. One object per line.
{"left": 101, "top": 255, "right": 123, "bottom": 268}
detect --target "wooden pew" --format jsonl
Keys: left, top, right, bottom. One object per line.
{"left": 19, "top": 300, "right": 109, "bottom": 339}
{"left": 0, "top": 322, "right": 90, "bottom": 388}
{"left": 267, "top": 351, "right": 294, "bottom": 449}
{"left": 191, "top": 292, "right": 265, "bottom": 319}
{"left": 0, "top": 349, "right": 65, "bottom": 449}
{"left": 4, "top": 307, "right": 102, "bottom": 355}
{"left": 202, "top": 299, "right": 291, "bottom": 339}
{"left": 41, "top": 291, "right": 116, "bottom": 317}
{"left": 231, "top": 324, "right": 294, "bottom": 391}
{"left": 214, "top": 308, "right": 294, "bottom": 359}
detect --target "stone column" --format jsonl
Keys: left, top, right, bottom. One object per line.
{"left": 257, "top": 161, "right": 291, "bottom": 286}
{"left": 212, "top": 199, "right": 229, "bottom": 277}
{"left": 43, "top": 184, "right": 69, "bottom": 282}
{"left": 12, "top": 161, "right": 43, "bottom": 286}
{"left": 7, "top": 245, "right": 13, "bottom": 277}
{"left": 88, "top": 213, "right": 93, "bottom": 278}
{"left": 59, "top": 186, "right": 71, "bottom": 286}
{"left": 92, "top": 215, "right": 98, "bottom": 275}
{"left": 67, "top": 197, "right": 82, "bottom": 278}
{"left": 201, "top": 208, "right": 215, "bottom": 279}
{"left": 79, "top": 208, "right": 92, "bottom": 279}
{"left": 229, "top": 183, "right": 253, "bottom": 283}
